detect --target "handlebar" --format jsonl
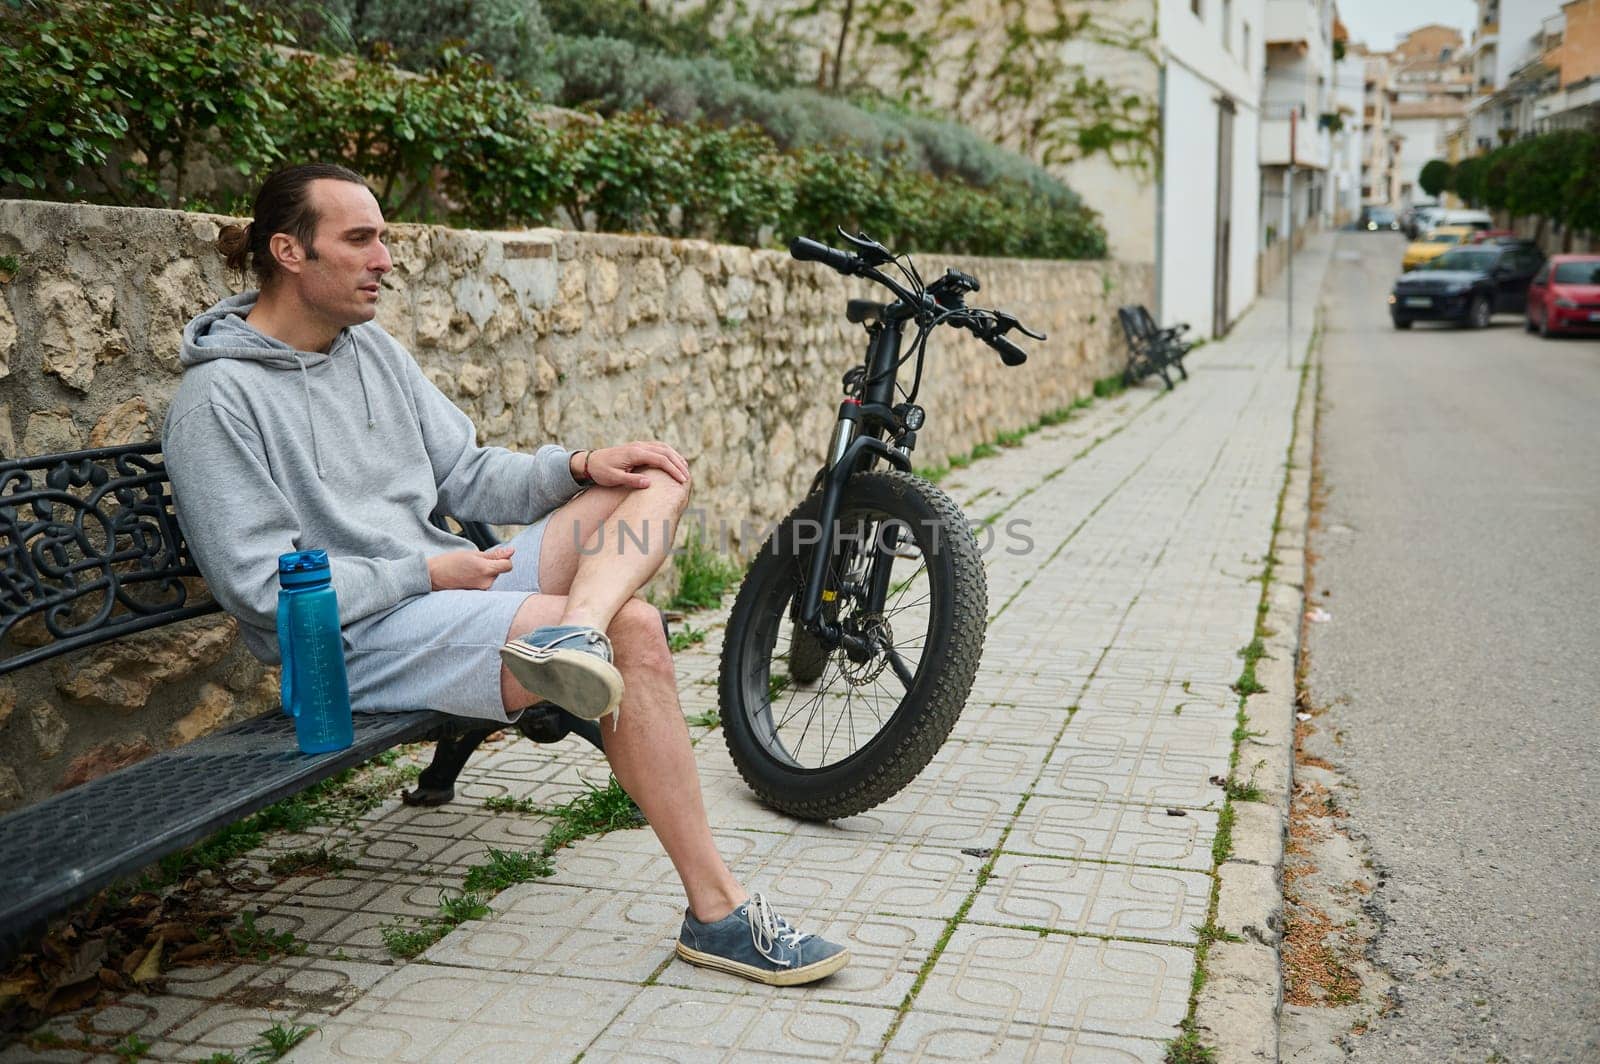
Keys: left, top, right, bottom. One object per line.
{"left": 789, "top": 233, "right": 1044, "bottom": 367}
{"left": 986, "top": 335, "right": 1029, "bottom": 367}
{"left": 789, "top": 237, "right": 859, "bottom": 276}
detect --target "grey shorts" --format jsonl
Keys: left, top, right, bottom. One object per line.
{"left": 342, "top": 516, "right": 554, "bottom": 723}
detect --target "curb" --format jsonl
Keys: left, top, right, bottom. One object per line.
{"left": 1193, "top": 340, "right": 1318, "bottom": 1063}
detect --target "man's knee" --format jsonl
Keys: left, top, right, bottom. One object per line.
{"left": 609, "top": 597, "right": 672, "bottom": 670}
{"left": 638, "top": 466, "right": 692, "bottom": 516}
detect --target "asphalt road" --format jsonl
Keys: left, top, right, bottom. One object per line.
{"left": 1305, "top": 232, "right": 1600, "bottom": 1063}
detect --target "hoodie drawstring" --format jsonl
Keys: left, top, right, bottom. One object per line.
{"left": 294, "top": 333, "right": 378, "bottom": 481}
{"left": 352, "top": 331, "right": 377, "bottom": 430}
{"left": 294, "top": 354, "right": 325, "bottom": 480}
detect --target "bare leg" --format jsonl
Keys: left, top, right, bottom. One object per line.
{"left": 539, "top": 469, "right": 690, "bottom": 632}
{"left": 502, "top": 594, "right": 743, "bottom": 922}
{"left": 499, "top": 473, "right": 744, "bottom": 922}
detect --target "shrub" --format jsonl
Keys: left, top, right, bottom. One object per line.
{"left": 1, "top": 5, "right": 1108, "bottom": 260}
{"left": 1450, "top": 155, "right": 1486, "bottom": 206}
{"left": 1418, "top": 159, "right": 1452, "bottom": 199}
{"left": 0, "top": 0, "right": 290, "bottom": 205}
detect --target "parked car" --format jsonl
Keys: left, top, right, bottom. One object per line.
{"left": 1361, "top": 206, "right": 1401, "bottom": 232}
{"left": 1405, "top": 205, "right": 1445, "bottom": 238}
{"left": 1524, "top": 255, "right": 1600, "bottom": 337}
{"left": 1440, "top": 209, "right": 1494, "bottom": 231}
{"left": 1467, "top": 229, "right": 1521, "bottom": 244}
{"left": 1390, "top": 242, "right": 1546, "bottom": 329}
{"left": 1401, "top": 225, "right": 1476, "bottom": 271}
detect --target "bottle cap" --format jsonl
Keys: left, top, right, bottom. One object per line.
{"left": 278, "top": 549, "right": 331, "bottom": 587}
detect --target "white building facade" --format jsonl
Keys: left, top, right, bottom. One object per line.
{"left": 1260, "top": 0, "right": 1338, "bottom": 246}
{"left": 1464, "top": 0, "right": 1566, "bottom": 149}
{"left": 1330, "top": 49, "right": 1366, "bottom": 223}
{"left": 1157, "top": 0, "right": 1266, "bottom": 338}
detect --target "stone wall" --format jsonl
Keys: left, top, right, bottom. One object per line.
{"left": 0, "top": 198, "right": 1150, "bottom": 810}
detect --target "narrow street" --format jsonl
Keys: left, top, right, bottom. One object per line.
{"left": 1299, "top": 231, "right": 1600, "bottom": 1061}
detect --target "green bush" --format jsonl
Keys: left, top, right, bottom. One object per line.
{"left": 0, "top": 0, "right": 290, "bottom": 205}
{"left": 541, "top": 0, "right": 804, "bottom": 93}
{"left": 1450, "top": 131, "right": 1599, "bottom": 234}
{"left": 0, "top": 2, "right": 1107, "bottom": 260}
{"left": 1418, "top": 159, "right": 1452, "bottom": 199}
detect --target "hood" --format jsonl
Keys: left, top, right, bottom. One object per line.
{"left": 179, "top": 292, "right": 377, "bottom": 478}
{"left": 181, "top": 291, "right": 344, "bottom": 369}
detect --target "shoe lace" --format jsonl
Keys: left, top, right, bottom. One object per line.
{"left": 747, "top": 892, "right": 810, "bottom": 966}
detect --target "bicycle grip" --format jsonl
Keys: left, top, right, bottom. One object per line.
{"left": 989, "top": 335, "right": 1028, "bottom": 366}
{"left": 790, "top": 236, "right": 858, "bottom": 275}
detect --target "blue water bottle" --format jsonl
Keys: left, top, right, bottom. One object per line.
{"left": 276, "top": 550, "right": 355, "bottom": 755}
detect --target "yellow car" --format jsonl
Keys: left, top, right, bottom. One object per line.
{"left": 1402, "top": 226, "right": 1476, "bottom": 271}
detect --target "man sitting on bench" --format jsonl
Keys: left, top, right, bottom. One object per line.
{"left": 160, "top": 162, "right": 849, "bottom": 987}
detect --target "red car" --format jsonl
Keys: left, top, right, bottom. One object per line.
{"left": 1525, "top": 255, "right": 1600, "bottom": 337}
{"left": 1468, "top": 229, "right": 1520, "bottom": 244}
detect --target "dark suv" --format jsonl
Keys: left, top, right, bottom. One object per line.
{"left": 1389, "top": 242, "right": 1545, "bottom": 329}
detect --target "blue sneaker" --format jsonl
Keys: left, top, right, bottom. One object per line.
{"left": 499, "top": 624, "right": 624, "bottom": 722}
{"left": 675, "top": 893, "right": 850, "bottom": 986}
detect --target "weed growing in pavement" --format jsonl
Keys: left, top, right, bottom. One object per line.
{"left": 1163, "top": 1027, "right": 1219, "bottom": 1063}
{"left": 199, "top": 1054, "right": 238, "bottom": 1064}
{"left": 685, "top": 707, "right": 721, "bottom": 728}
{"left": 969, "top": 442, "right": 1000, "bottom": 460}
{"left": 227, "top": 912, "right": 306, "bottom": 963}
{"left": 541, "top": 776, "right": 643, "bottom": 853}
{"left": 380, "top": 921, "right": 447, "bottom": 959}
{"left": 463, "top": 848, "right": 554, "bottom": 893}
{"left": 483, "top": 794, "right": 540, "bottom": 814}
{"left": 1092, "top": 373, "right": 1126, "bottom": 399}
{"left": 1224, "top": 775, "right": 1264, "bottom": 803}
{"left": 1232, "top": 637, "right": 1266, "bottom": 696}
{"left": 437, "top": 890, "right": 492, "bottom": 924}
{"left": 111, "top": 1034, "right": 150, "bottom": 1062}
{"left": 667, "top": 623, "right": 707, "bottom": 652}
{"left": 670, "top": 528, "right": 741, "bottom": 611}
{"left": 245, "top": 1022, "right": 315, "bottom": 1062}
{"left": 266, "top": 845, "right": 353, "bottom": 878}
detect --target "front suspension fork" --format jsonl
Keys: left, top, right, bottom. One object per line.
{"left": 795, "top": 429, "right": 912, "bottom": 650}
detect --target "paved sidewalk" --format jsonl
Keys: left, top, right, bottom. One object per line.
{"left": 7, "top": 239, "right": 1330, "bottom": 1064}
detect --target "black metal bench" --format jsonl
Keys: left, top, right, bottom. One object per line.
{"left": 0, "top": 442, "right": 602, "bottom": 959}
{"left": 1117, "top": 304, "right": 1193, "bottom": 390}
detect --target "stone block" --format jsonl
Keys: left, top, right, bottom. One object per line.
{"left": 1216, "top": 860, "right": 1283, "bottom": 946}
{"left": 30, "top": 702, "right": 68, "bottom": 759}
{"left": 1193, "top": 939, "right": 1281, "bottom": 1064}
{"left": 0, "top": 290, "right": 15, "bottom": 379}
{"left": 168, "top": 682, "right": 235, "bottom": 745}
{"left": 57, "top": 738, "right": 156, "bottom": 791}
{"left": 23, "top": 408, "right": 83, "bottom": 454}
{"left": 53, "top": 618, "right": 235, "bottom": 710}
{"left": 88, "top": 396, "right": 154, "bottom": 448}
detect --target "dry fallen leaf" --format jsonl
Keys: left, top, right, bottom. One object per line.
{"left": 131, "top": 937, "right": 164, "bottom": 986}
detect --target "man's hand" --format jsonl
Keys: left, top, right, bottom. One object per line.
{"left": 428, "top": 544, "right": 515, "bottom": 591}
{"left": 575, "top": 442, "right": 690, "bottom": 490}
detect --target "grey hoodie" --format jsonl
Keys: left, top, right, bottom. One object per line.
{"left": 163, "top": 292, "right": 581, "bottom": 663}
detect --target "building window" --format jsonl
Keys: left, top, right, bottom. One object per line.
{"left": 1192, "top": 0, "right": 1202, "bottom": 16}
{"left": 1242, "top": 21, "right": 1251, "bottom": 63}
{"left": 1222, "top": 0, "right": 1232, "bottom": 52}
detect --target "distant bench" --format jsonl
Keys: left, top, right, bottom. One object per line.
{"left": 0, "top": 441, "right": 603, "bottom": 958}
{"left": 1117, "top": 304, "right": 1193, "bottom": 390}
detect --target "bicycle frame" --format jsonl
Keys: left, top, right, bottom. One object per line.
{"left": 794, "top": 313, "right": 916, "bottom": 654}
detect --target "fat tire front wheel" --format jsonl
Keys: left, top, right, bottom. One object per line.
{"left": 719, "top": 470, "right": 988, "bottom": 820}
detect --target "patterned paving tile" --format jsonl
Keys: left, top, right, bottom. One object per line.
{"left": 967, "top": 854, "right": 1212, "bottom": 942}
{"left": 881, "top": 1013, "right": 1169, "bottom": 1063}
{"left": 1004, "top": 795, "right": 1219, "bottom": 872}
{"left": 579, "top": 986, "right": 895, "bottom": 1062}
{"left": 289, "top": 968, "right": 638, "bottom": 1063}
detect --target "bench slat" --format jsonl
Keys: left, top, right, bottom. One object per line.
{"left": 0, "top": 708, "right": 445, "bottom": 957}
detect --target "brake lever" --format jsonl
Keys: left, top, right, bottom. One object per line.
{"left": 834, "top": 226, "right": 895, "bottom": 267}
{"left": 992, "top": 310, "right": 1047, "bottom": 341}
